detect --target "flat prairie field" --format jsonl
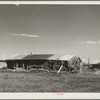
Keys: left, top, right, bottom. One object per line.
{"left": 0, "top": 70, "right": 100, "bottom": 92}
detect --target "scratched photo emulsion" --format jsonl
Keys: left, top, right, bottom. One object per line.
{"left": 0, "top": 4, "right": 100, "bottom": 92}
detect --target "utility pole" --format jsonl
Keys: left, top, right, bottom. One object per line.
{"left": 88, "top": 57, "right": 90, "bottom": 69}
{"left": 88, "top": 57, "right": 90, "bottom": 65}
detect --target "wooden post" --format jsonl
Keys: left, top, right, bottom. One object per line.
{"left": 53, "top": 62, "right": 55, "bottom": 71}
{"left": 26, "top": 65, "right": 28, "bottom": 71}
{"left": 68, "top": 63, "right": 71, "bottom": 72}
{"left": 80, "top": 62, "right": 83, "bottom": 73}
{"left": 45, "top": 62, "right": 48, "bottom": 70}
{"left": 57, "top": 61, "right": 63, "bottom": 73}
{"left": 16, "top": 62, "right": 18, "bottom": 68}
{"left": 41, "top": 65, "right": 43, "bottom": 69}
{"left": 13, "top": 60, "right": 15, "bottom": 69}
{"left": 57, "top": 65, "right": 63, "bottom": 73}
{"left": 22, "top": 62, "right": 25, "bottom": 69}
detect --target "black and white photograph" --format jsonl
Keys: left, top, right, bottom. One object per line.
{"left": 0, "top": 2, "right": 100, "bottom": 97}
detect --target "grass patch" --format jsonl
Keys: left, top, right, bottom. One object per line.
{"left": 0, "top": 71, "right": 100, "bottom": 92}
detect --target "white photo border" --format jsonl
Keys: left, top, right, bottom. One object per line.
{"left": 0, "top": 1, "right": 100, "bottom": 99}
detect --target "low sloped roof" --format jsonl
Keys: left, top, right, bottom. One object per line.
{"left": 8, "top": 54, "right": 27, "bottom": 60}
{"left": 59, "top": 55, "right": 75, "bottom": 60}
{"left": 23, "top": 54, "right": 54, "bottom": 60}
{"left": 48, "top": 54, "right": 63, "bottom": 60}
{"left": 7, "top": 54, "right": 77, "bottom": 61}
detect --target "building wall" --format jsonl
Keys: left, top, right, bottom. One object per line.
{"left": 6, "top": 58, "right": 81, "bottom": 71}
{"left": 6, "top": 60, "right": 69, "bottom": 70}
{"left": 6, "top": 60, "right": 15, "bottom": 69}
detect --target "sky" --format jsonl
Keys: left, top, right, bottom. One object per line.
{"left": 0, "top": 5, "right": 100, "bottom": 63}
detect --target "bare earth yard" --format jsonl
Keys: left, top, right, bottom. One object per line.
{"left": 0, "top": 70, "right": 100, "bottom": 92}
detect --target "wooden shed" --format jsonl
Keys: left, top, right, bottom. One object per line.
{"left": 5, "top": 54, "right": 82, "bottom": 72}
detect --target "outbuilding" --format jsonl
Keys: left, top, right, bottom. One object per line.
{"left": 5, "top": 54, "right": 82, "bottom": 72}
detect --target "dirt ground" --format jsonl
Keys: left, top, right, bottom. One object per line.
{"left": 0, "top": 70, "right": 100, "bottom": 92}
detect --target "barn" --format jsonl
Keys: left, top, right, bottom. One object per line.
{"left": 5, "top": 54, "right": 82, "bottom": 72}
